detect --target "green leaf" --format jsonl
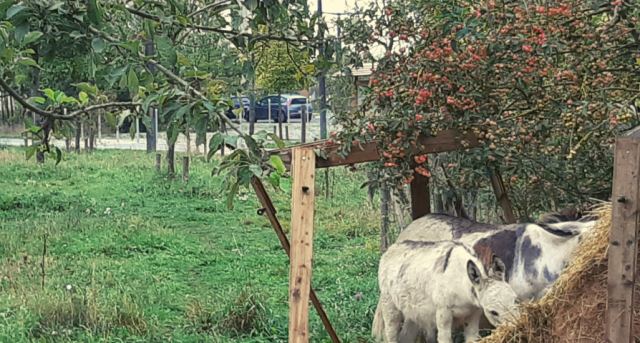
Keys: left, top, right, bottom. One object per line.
{"left": 268, "top": 172, "right": 281, "bottom": 187}
{"left": 142, "top": 95, "right": 157, "bottom": 112}
{"left": 49, "top": 2, "right": 64, "bottom": 11}
{"left": 23, "top": 117, "right": 33, "bottom": 127}
{"left": 92, "top": 37, "right": 105, "bottom": 53}
{"left": 267, "top": 133, "right": 285, "bottom": 148}
{"left": 127, "top": 68, "right": 139, "bottom": 94}
{"left": 167, "top": 123, "right": 180, "bottom": 146}
{"left": 76, "top": 82, "right": 98, "bottom": 95}
{"left": 6, "top": 5, "right": 26, "bottom": 19}
{"left": 207, "top": 133, "right": 225, "bottom": 161}
{"left": 156, "top": 36, "right": 177, "bottom": 66}
{"left": 44, "top": 89, "right": 55, "bottom": 101}
{"left": 270, "top": 155, "right": 286, "bottom": 175}
{"left": 0, "top": 1, "right": 16, "bottom": 14}
{"left": 14, "top": 22, "right": 28, "bottom": 44}
{"left": 15, "top": 75, "right": 26, "bottom": 83}
{"left": 279, "top": 176, "right": 292, "bottom": 193}
{"left": 249, "top": 164, "right": 262, "bottom": 177}
{"left": 117, "top": 111, "right": 131, "bottom": 127}
{"left": 22, "top": 31, "right": 42, "bottom": 46}
{"left": 34, "top": 97, "right": 45, "bottom": 104}
{"left": 79, "top": 92, "right": 88, "bottom": 105}
{"left": 224, "top": 134, "right": 238, "bottom": 148}
{"left": 25, "top": 145, "right": 36, "bottom": 160}
{"left": 18, "top": 58, "right": 39, "bottom": 68}
{"left": 244, "top": 0, "right": 258, "bottom": 11}
{"left": 105, "top": 112, "right": 116, "bottom": 128}
{"left": 87, "top": 0, "right": 103, "bottom": 25}
{"left": 54, "top": 147, "right": 62, "bottom": 166}
{"left": 69, "top": 31, "right": 85, "bottom": 39}
{"left": 129, "top": 121, "right": 136, "bottom": 139}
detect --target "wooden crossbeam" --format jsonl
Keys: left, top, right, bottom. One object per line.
{"left": 269, "top": 129, "right": 479, "bottom": 170}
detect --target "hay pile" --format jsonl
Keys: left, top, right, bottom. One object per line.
{"left": 480, "top": 202, "right": 640, "bottom": 343}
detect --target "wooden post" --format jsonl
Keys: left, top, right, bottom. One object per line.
{"left": 410, "top": 170, "right": 431, "bottom": 220}
{"left": 182, "top": 156, "right": 189, "bottom": 181}
{"left": 289, "top": 147, "right": 316, "bottom": 343}
{"left": 155, "top": 153, "right": 162, "bottom": 172}
{"left": 274, "top": 126, "right": 277, "bottom": 135}
{"left": 488, "top": 166, "right": 517, "bottom": 223}
{"left": 250, "top": 177, "right": 341, "bottom": 343}
{"left": 605, "top": 137, "right": 640, "bottom": 343}
{"left": 286, "top": 126, "right": 290, "bottom": 141}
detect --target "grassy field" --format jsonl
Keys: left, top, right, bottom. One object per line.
{"left": 0, "top": 146, "right": 386, "bottom": 343}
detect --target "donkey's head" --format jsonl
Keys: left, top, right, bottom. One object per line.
{"left": 467, "top": 256, "right": 520, "bottom": 327}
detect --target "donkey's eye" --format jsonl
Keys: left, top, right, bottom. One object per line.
{"left": 490, "top": 311, "right": 499, "bottom": 317}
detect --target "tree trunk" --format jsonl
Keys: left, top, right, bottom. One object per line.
{"left": 392, "top": 192, "right": 406, "bottom": 231}
{"left": 89, "top": 116, "right": 95, "bottom": 152}
{"left": 75, "top": 119, "right": 81, "bottom": 153}
{"left": 380, "top": 182, "right": 391, "bottom": 253}
{"left": 366, "top": 171, "right": 375, "bottom": 206}
{"left": 434, "top": 190, "right": 444, "bottom": 213}
{"left": 145, "top": 42, "right": 156, "bottom": 153}
{"left": 186, "top": 129, "right": 191, "bottom": 154}
{"left": 325, "top": 169, "right": 330, "bottom": 199}
{"left": 32, "top": 48, "right": 44, "bottom": 163}
{"left": 249, "top": 59, "right": 256, "bottom": 135}
{"left": 277, "top": 91, "right": 283, "bottom": 140}
{"left": 167, "top": 143, "right": 175, "bottom": 174}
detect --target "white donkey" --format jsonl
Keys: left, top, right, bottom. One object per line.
{"left": 373, "top": 212, "right": 596, "bottom": 342}
{"left": 377, "top": 239, "right": 519, "bottom": 343}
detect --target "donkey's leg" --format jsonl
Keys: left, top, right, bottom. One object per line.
{"left": 398, "top": 319, "right": 421, "bottom": 343}
{"left": 423, "top": 319, "right": 437, "bottom": 343}
{"left": 462, "top": 311, "right": 482, "bottom": 343}
{"left": 379, "top": 295, "right": 403, "bottom": 343}
{"left": 435, "top": 308, "right": 454, "bottom": 343}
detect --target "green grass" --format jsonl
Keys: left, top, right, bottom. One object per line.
{"left": 0, "top": 146, "right": 384, "bottom": 343}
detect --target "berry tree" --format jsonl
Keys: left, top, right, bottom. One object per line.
{"left": 335, "top": 0, "right": 640, "bottom": 218}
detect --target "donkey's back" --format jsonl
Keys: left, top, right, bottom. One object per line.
{"left": 396, "top": 213, "right": 519, "bottom": 244}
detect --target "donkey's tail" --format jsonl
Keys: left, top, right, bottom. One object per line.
{"left": 371, "top": 302, "right": 385, "bottom": 342}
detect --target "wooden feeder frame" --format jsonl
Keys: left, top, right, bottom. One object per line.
{"left": 248, "top": 129, "right": 519, "bottom": 343}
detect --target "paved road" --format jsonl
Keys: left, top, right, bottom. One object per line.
{"left": 0, "top": 119, "right": 340, "bottom": 155}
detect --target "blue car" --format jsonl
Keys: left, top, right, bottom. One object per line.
{"left": 245, "top": 94, "right": 313, "bottom": 123}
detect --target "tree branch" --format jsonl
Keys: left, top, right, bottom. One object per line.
{"left": 0, "top": 77, "right": 51, "bottom": 118}
{"left": 125, "top": 6, "right": 315, "bottom": 46}
{"left": 187, "top": 0, "right": 233, "bottom": 18}
{"left": 87, "top": 26, "right": 243, "bottom": 134}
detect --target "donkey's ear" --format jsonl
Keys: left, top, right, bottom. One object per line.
{"left": 467, "top": 260, "right": 482, "bottom": 285}
{"left": 492, "top": 255, "right": 507, "bottom": 281}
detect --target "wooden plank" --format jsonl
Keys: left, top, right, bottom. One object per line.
{"left": 605, "top": 137, "right": 640, "bottom": 343}
{"left": 250, "top": 177, "right": 341, "bottom": 343}
{"left": 289, "top": 147, "right": 316, "bottom": 343}
{"left": 270, "top": 129, "right": 479, "bottom": 170}
{"left": 488, "top": 167, "right": 517, "bottom": 224}
{"left": 411, "top": 164, "right": 431, "bottom": 220}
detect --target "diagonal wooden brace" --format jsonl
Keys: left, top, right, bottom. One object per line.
{"left": 250, "top": 176, "right": 341, "bottom": 343}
